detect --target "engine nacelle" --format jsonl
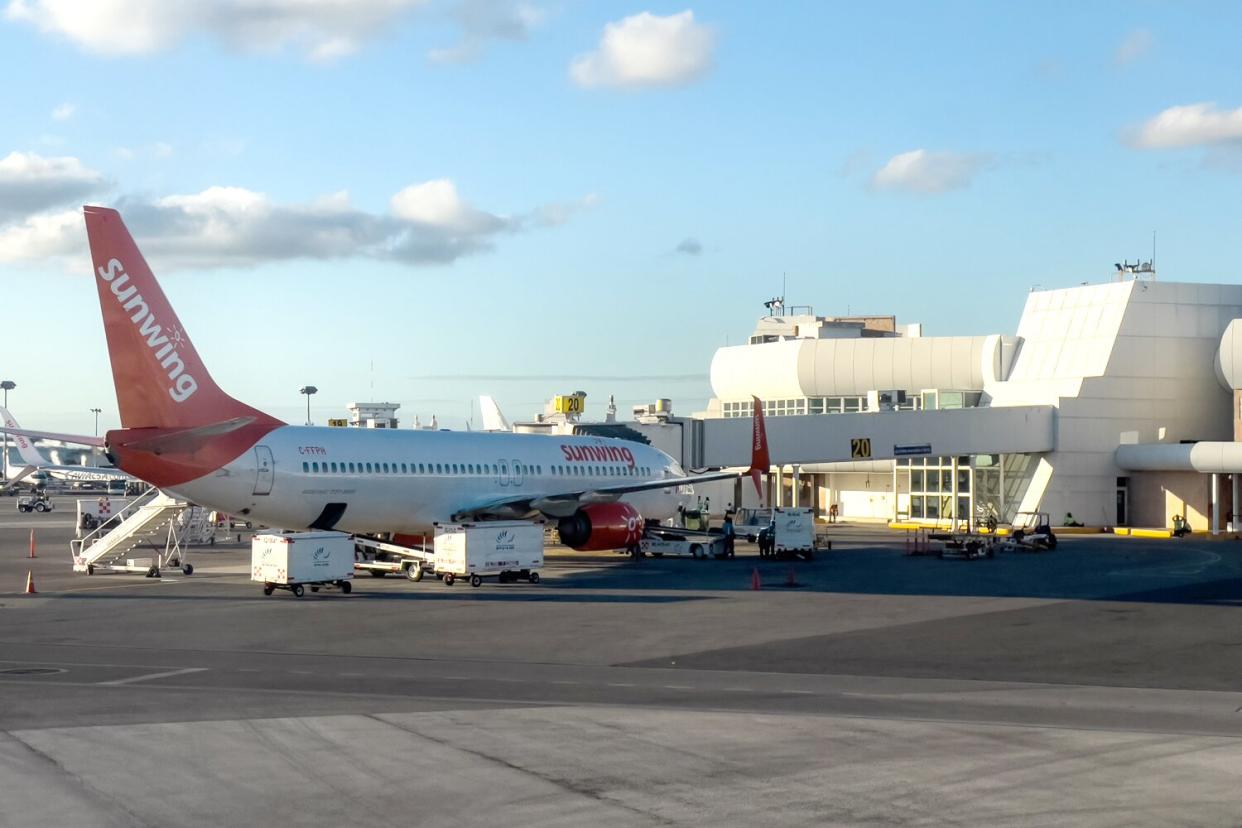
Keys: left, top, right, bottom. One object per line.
{"left": 557, "top": 502, "right": 644, "bottom": 551}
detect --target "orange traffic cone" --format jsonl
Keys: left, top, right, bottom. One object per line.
{"left": 24, "top": 570, "right": 36, "bottom": 594}
{"left": 751, "top": 568, "right": 761, "bottom": 591}
{"left": 28, "top": 529, "right": 36, "bottom": 559}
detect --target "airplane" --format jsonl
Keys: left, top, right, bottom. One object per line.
{"left": 1, "top": 406, "right": 130, "bottom": 490}
{"left": 0, "top": 206, "right": 769, "bottom": 550}
{"left": 478, "top": 395, "right": 511, "bottom": 432}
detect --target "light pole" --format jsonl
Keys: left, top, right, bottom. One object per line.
{"left": 299, "top": 386, "right": 318, "bottom": 427}
{"left": 1, "top": 380, "right": 14, "bottom": 482}
{"left": 91, "top": 408, "right": 102, "bottom": 437}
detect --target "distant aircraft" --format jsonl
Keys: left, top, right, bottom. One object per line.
{"left": 0, "top": 207, "right": 769, "bottom": 550}
{"left": 0, "top": 406, "right": 129, "bottom": 489}
{"left": 478, "top": 395, "right": 512, "bottom": 432}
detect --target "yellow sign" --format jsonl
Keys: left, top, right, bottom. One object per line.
{"left": 850, "top": 438, "right": 872, "bottom": 459}
{"left": 554, "top": 394, "right": 585, "bottom": 415}
{"left": 327, "top": 418, "right": 348, "bottom": 428}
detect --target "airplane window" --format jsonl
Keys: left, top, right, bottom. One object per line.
{"left": 330, "top": 462, "right": 336, "bottom": 473}
{"left": 363, "top": 462, "right": 370, "bottom": 473}
{"left": 302, "top": 462, "right": 309, "bottom": 473}
{"left": 449, "top": 463, "right": 456, "bottom": 474}
{"left": 400, "top": 463, "right": 406, "bottom": 473}
{"left": 312, "top": 462, "right": 320, "bottom": 473}
{"left": 537, "top": 465, "right": 542, "bottom": 475}
{"left": 417, "top": 463, "right": 424, "bottom": 473}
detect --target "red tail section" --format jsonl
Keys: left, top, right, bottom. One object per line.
{"left": 84, "top": 206, "right": 271, "bottom": 430}
{"left": 84, "top": 206, "right": 283, "bottom": 488}
{"left": 747, "top": 396, "right": 770, "bottom": 500}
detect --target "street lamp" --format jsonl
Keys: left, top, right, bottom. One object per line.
{"left": 1, "top": 380, "right": 14, "bottom": 483}
{"left": 299, "top": 386, "right": 318, "bottom": 427}
{"left": 91, "top": 408, "right": 102, "bottom": 437}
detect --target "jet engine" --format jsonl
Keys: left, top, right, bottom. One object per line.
{"left": 556, "top": 502, "right": 645, "bottom": 551}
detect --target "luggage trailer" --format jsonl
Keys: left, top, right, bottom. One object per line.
{"left": 353, "top": 535, "right": 437, "bottom": 582}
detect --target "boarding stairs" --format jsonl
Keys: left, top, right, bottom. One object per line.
{"left": 70, "top": 489, "right": 198, "bottom": 575}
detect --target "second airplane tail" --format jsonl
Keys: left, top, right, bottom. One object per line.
{"left": 83, "top": 206, "right": 278, "bottom": 431}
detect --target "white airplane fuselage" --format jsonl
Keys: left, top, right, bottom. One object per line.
{"left": 169, "top": 426, "right": 689, "bottom": 535}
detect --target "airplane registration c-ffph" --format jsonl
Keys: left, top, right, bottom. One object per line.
{"left": 1, "top": 206, "right": 770, "bottom": 552}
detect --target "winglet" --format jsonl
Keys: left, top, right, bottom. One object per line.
{"left": 746, "top": 396, "right": 770, "bottom": 500}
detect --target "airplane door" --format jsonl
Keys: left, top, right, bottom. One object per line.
{"left": 253, "top": 445, "right": 275, "bottom": 496}
{"left": 497, "top": 460, "right": 509, "bottom": 487}
{"left": 511, "top": 458, "right": 524, "bottom": 487}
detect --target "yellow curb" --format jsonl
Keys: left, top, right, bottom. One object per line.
{"left": 1129, "top": 527, "right": 1174, "bottom": 539}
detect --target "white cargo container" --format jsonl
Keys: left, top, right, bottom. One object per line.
{"left": 433, "top": 521, "right": 543, "bottom": 587}
{"left": 252, "top": 531, "right": 355, "bottom": 597}
{"left": 771, "top": 507, "right": 815, "bottom": 559}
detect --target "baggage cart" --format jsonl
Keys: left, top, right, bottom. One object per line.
{"left": 252, "top": 531, "right": 355, "bottom": 597}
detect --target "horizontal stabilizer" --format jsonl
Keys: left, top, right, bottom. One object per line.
{"left": 114, "top": 416, "right": 257, "bottom": 455}
{"left": 0, "top": 425, "right": 105, "bottom": 448}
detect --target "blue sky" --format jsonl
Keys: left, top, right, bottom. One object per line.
{"left": 2, "top": 1, "right": 1241, "bottom": 434}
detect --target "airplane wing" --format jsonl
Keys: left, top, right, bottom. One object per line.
{"left": 0, "top": 426, "right": 105, "bottom": 448}
{"left": 455, "top": 397, "right": 770, "bottom": 521}
{"left": 0, "top": 465, "right": 37, "bottom": 490}
{"left": 0, "top": 405, "right": 105, "bottom": 449}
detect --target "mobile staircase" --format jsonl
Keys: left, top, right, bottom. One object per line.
{"left": 70, "top": 489, "right": 199, "bottom": 576}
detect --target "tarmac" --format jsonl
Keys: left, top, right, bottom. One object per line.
{"left": 3, "top": 494, "right": 1242, "bottom": 826}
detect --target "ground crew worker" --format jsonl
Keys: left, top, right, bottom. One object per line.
{"left": 722, "top": 515, "right": 736, "bottom": 558}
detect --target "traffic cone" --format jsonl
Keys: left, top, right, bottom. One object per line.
{"left": 751, "top": 568, "right": 761, "bottom": 591}
{"left": 24, "top": 570, "right": 36, "bottom": 594}
{"left": 28, "top": 529, "right": 36, "bottom": 559}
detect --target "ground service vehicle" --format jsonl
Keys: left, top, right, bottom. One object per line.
{"left": 433, "top": 521, "right": 543, "bottom": 587}
{"left": 17, "top": 494, "right": 53, "bottom": 513}
{"left": 1005, "top": 511, "right": 1058, "bottom": 551}
{"left": 252, "top": 531, "right": 355, "bottom": 597}
{"left": 639, "top": 527, "right": 729, "bottom": 559}
{"left": 757, "top": 508, "right": 816, "bottom": 560}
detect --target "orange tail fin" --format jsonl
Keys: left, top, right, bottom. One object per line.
{"left": 747, "top": 396, "right": 770, "bottom": 500}
{"left": 83, "top": 206, "right": 274, "bottom": 430}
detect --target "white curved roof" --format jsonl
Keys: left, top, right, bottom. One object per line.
{"left": 1216, "top": 318, "right": 1242, "bottom": 390}
{"left": 710, "top": 335, "right": 1016, "bottom": 400}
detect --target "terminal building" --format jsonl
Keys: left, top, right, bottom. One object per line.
{"left": 685, "top": 273, "right": 1242, "bottom": 533}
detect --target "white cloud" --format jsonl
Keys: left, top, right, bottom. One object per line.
{"left": 570, "top": 10, "right": 715, "bottom": 89}
{"left": 50, "top": 102, "right": 75, "bottom": 121}
{"left": 0, "top": 208, "right": 82, "bottom": 263}
{"left": 428, "top": 0, "right": 542, "bottom": 64}
{"left": 0, "top": 151, "right": 108, "bottom": 220}
{"left": 1114, "top": 29, "right": 1153, "bottom": 66}
{"left": 390, "top": 178, "right": 508, "bottom": 234}
{"left": 0, "top": 178, "right": 589, "bottom": 268}
{"left": 4, "top": 0, "right": 426, "bottom": 61}
{"left": 114, "top": 142, "right": 174, "bottom": 161}
{"left": 1127, "top": 102, "right": 1242, "bottom": 149}
{"left": 871, "top": 149, "right": 993, "bottom": 194}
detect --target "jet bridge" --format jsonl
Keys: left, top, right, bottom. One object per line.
{"left": 697, "top": 405, "right": 1056, "bottom": 467}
